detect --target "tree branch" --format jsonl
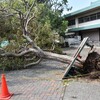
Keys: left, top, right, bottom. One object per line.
{"left": 25, "top": 13, "right": 35, "bottom": 31}
{"left": 23, "top": 34, "right": 33, "bottom": 43}
{"left": 25, "top": 0, "right": 36, "bottom": 21}
{"left": 0, "top": 48, "right": 83, "bottom": 68}
{"left": 24, "top": 58, "right": 42, "bottom": 68}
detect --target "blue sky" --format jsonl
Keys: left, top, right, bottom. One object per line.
{"left": 64, "top": 0, "right": 97, "bottom": 14}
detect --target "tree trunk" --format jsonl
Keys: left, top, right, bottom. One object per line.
{"left": 0, "top": 47, "right": 83, "bottom": 68}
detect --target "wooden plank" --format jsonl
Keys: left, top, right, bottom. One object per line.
{"left": 62, "top": 37, "right": 89, "bottom": 79}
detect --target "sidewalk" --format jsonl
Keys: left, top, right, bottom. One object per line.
{"left": 1, "top": 60, "right": 66, "bottom": 100}
{"left": 63, "top": 81, "right": 100, "bottom": 100}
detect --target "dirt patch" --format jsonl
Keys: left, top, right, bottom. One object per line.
{"left": 66, "top": 52, "right": 100, "bottom": 80}
{"left": 83, "top": 52, "right": 100, "bottom": 79}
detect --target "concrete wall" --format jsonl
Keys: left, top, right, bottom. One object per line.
{"left": 79, "top": 19, "right": 100, "bottom": 27}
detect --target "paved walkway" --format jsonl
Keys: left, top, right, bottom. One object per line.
{"left": 0, "top": 48, "right": 100, "bottom": 100}
{"left": 64, "top": 81, "right": 100, "bottom": 100}
{"left": 1, "top": 60, "right": 66, "bottom": 100}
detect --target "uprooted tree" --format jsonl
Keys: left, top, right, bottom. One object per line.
{"left": 0, "top": 0, "right": 100, "bottom": 78}
{"left": 0, "top": 0, "right": 74, "bottom": 68}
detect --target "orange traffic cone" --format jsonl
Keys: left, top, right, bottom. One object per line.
{"left": 0, "top": 74, "right": 13, "bottom": 100}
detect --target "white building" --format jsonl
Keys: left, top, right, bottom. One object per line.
{"left": 65, "top": 0, "right": 100, "bottom": 45}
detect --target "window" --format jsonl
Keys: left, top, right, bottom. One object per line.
{"left": 68, "top": 19, "right": 75, "bottom": 26}
{"left": 90, "top": 14, "right": 96, "bottom": 21}
{"left": 84, "top": 16, "right": 90, "bottom": 22}
{"left": 78, "top": 12, "right": 100, "bottom": 23}
{"left": 79, "top": 16, "right": 90, "bottom": 23}
{"left": 79, "top": 17, "right": 84, "bottom": 23}
{"left": 97, "top": 12, "right": 100, "bottom": 19}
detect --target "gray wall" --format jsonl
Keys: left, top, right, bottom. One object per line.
{"left": 81, "top": 29, "right": 99, "bottom": 42}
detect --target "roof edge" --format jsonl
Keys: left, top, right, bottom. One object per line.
{"left": 64, "top": 1, "right": 100, "bottom": 18}
{"left": 68, "top": 24, "right": 100, "bottom": 32}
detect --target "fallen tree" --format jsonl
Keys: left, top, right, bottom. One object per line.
{"left": 0, "top": 46, "right": 83, "bottom": 68}
{"left": 0, "top": 0, "right": 100, "bottom": 79}
{"left": 0, "top": 0, "right": 82, "bottom": 68}
{"left": 0, "top": 41, "right": 100, "bottom": 79}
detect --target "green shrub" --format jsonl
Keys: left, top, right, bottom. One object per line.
{"left": 53, "top": 45, "right": 62, "bottom": 54}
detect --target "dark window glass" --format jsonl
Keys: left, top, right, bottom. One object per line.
{"left": 78, "top": 12, "right": 100, "bottom": 23}
{"left": 90, "top": 14, "right": 96, "bottom": 21}
{"left": 78, "top": 17, "right": 84, "bottom": 23}
{"left": 97, "top": 12, "right": 100, "bottom": 19}
{"left": 68, "top": 19, "right": 75, "bottom": 26}
{"left": 84, "top": 16, "right": 90, "bottom": 22}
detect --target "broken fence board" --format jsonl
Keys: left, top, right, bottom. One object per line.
{"left": 62, "top": 37, "right": 89, "bottom": 79}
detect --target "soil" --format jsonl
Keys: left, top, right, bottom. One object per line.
{"left": 83, "top": 52, "right": 100, "bottom": 79}
{"left": 66, "top": 52, "right": 100, "bottom": 79}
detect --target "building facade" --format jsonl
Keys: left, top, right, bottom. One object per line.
{"left": 65, "top": 0, "right": 100, "bottom": 45}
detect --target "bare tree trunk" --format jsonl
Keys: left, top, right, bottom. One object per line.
{"left": 0, "top": 47, "right": 83, "bottom": 68}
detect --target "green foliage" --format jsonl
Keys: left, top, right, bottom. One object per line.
{"left": 0, "top": 53, "right": 40, "bottom": 71}
{"left": 36, "top": 0, "right": 68, "bottom": 36}
{"left": 0, "top": 0, "right": 69, "bottom": 70}
{"left": 0, "top": 57, "right": 24, "bottom": 71}
{"left": 53, "top": 45, "right": 62, "bottom": 54}
{"left": 0, "top": 0, "right": 69, "bottom": 48}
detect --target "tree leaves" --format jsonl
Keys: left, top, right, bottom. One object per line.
{"left": 0, "top": 0, "right": 69, "bottom": 48}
